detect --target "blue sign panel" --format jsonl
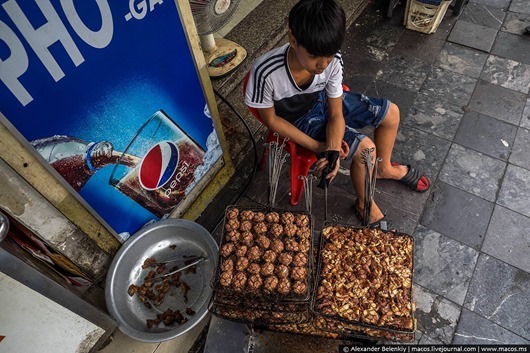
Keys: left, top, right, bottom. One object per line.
{"left": 0, "top": 0, "right": 222, "bottom": 234}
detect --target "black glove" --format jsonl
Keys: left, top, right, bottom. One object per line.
{"left": 316, "top": 150, "right": 339, "bottom": 189}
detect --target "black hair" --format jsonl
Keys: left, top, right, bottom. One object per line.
{"left": 288, "top": 0, "right": 346, "bottom": 57}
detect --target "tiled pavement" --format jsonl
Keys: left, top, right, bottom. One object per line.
{"left": 207, "top": 0, "right": 530, "bottom": 347}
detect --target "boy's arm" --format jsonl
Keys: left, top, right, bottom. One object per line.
{"left": 325, "top": 96, "right": 346, "bottom": 152}
{"left": 316, "top": 95, "right": 345, "bottom": 181}
{"left": 256, "top": 107, "right": 327, "bottom": 153}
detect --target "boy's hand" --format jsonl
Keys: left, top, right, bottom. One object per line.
{"left": 316, "top": 150, "right": 340, "bottom": 187}
{"left": 339, "top": 140, "right": 349, "bottom": 160}
{"left": 316, "top": 141, "right": 349, "bottom": 186}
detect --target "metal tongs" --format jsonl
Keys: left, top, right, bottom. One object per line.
{"left": 151, "top": 257, "right": 205, "bottom": 283}
{"left": 360, "top": 148, "right": 386, "bottom": 230}
{"left": 316, "top": 151, "right": 339, "bottom": 222}
{"left": 151, "top": 255, "right": 201, "bottom": 266}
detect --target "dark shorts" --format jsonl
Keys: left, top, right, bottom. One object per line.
{"left": 293, "top": 90, "right": 390, "bottom": 161}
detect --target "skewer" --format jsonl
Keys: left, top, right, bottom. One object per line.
{"left": 301, "top": 174, "right": 316, "bottom": 214}
{"left": 266, "top": 133, "right": 289, "bottom": 208}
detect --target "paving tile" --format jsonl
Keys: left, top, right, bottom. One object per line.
{"left": 418, "top": 333, "right": 445, "bottom": 344}
{"left": 420, "top": 67, "right": 477, "bottom": 107}
{"left": 310, "top": 184, "right": 358, "bottom": 229}
{"left": 413, "top": 284, "right": 461, "bottom": 344}
{"left": 468, "top": 80, "right": 527, "bottom": 125}
{"left": 520, "top": 98, "right": 530, "bottom": 129}
{"left": 497, "top": 163, "right": 530, "bottom": 218}
{"left": 243, "top": 160, "right": 293, "bottom": 208}
{"left": 350, "top": 13, "right": 405, "bottom": 53}
{"left": 435, "top": 42, "right": 489, "bottom": 79}
{"left": 509, "top": 0, "right": 530, "bottom": 15}
{"left": 453, "top": 308, "right": 530, "bottom": 344}
{"left": 365, "top": 24, "right": 405, "bottom": 52}
{"left": 460, "top": 3, "right": 507, "bottom": 29}
{"left": 333, "top": 161, "right": 425, "bottom": 235}
{"left": 404, "top": 93, "right": 465, "bottom": 141}
{"left": 413, "top": 225, "right": 479, "bottom": 305}
{"left": 480, "top": 55, "right": 530, "bottom": 94}
{"left": 454, "top": 110, "right": 517, "bottom": 160}
{"left": 375, "top": 56, "right": 432, "bottom": 92}
{"left": 420, "top": 181, "right": 494, "bottom": 249}
{"left": 390, "top": 30, "right": 447, "bottom": 65}
{"left": 509, "top": 127, "right": 530, "bottom": 170}
{"left": 439, "top": 143, "right": 506, "bottom": 202}
{"left": 392, "top": 125, "right": 452, "bottom": 179}
{"left": 464, "top": 254, "right": 530, "bottom": 339}
{"left": 501, "top": 11, "right": 530, "bottom": 35}
{"left": 342, "top": 50, "right": 382, "bottom": 93}
{"left": 447, "top": 20, "right": 498, "bottom": 52}
{"left": 364, "top": 80, "right": 417, "bottom": 119}
{"left": 343, "top": 26, "right": 388, "bottom": 93}
{"left": 471, "top": 0, "right": 511, "bottom": 9}
{"left": 491, "top": 31, "right": 530, "bottom": 65}
{"left": 366, "top": 189, "right": 422, "bottom": 235}
{"left": 483, "top": 205, "right": 530, "bottom": 273}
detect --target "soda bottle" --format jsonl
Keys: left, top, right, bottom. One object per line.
{"left": 31, "top": 135, "right": 138, "bottom": 191}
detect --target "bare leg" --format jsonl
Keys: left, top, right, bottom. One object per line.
{"left": 351, "top": 137, "right": 384, "bottom": 223}
{"left": 374, "top": 103, "right": 408, "bottom": 180}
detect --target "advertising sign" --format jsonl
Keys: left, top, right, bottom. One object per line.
{"left": 0, "top": 0, "right": 224, "bottom": 234}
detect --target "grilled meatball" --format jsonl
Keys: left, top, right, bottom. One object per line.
{"left": 256, "top": 235, "right": 271, "bottom": 250}
{"left": 275, "top": 264, "right": 289, "bottom": 279}
{"left": 247, "top": 246, "right": 262, "bottom": 261}
{"left": 226, "top": 208, "right": 239, "bottom": 220}
{"left": 219, "top": 243, "right": 235, "bottom": 257}
{"left": 280, "top": 212, "right": 295, "bottom": 225}
{"left": 277, "top": 278, "right": 291, "bottom": 294}
{"left": 270, "top": 239, "right": 284, "bottom": 253}
{"left": 247, "top": 274, "right": 263, "bottom": 291}
{"left": 265, "top": 211, "right": 280, "bottom": 223}
{"left": 253, "top": 212, "right": 266, "bottom": 223}
{"left": 219, "top": 271, "right": 233, "bottom": 287}
{"left": 264, "top": 275, "right": 279, "bottom": 293}
{"left": 278, "top": 253, "right": 293, "bottom": 266}
{"left": 240, "top": 210, "right": 255, "bottom": 221}
{"left": 260, "top": 262, "right": 275, "bottom": 277}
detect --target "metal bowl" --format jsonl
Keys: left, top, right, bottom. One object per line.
{"left": 105, "top": 219, "right": 218, "bottom": 342}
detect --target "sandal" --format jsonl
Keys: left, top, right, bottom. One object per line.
{"left": 391, "top": 162, "right": 431, "bottom": 193}
{"left": 353, "top": 202, "right": 387, "bottom": 229}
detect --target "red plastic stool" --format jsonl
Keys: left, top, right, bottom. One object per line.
{"left": 243, "top": 73, "right": 317, "bottom": 205}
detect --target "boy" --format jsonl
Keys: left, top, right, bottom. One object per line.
{"left": 244, "top": 0, "right": 430, "bottom": 225}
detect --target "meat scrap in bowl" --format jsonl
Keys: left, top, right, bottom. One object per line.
{"left": 128, "top": 257, "right": 199, "bottom": 329}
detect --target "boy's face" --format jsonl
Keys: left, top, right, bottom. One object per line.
{"left": 289, "top": 34, "right": 334, "bottom": 75}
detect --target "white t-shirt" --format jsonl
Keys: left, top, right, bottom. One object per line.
{"left": 245, "top": 43, "right": 344, "bottom": 123}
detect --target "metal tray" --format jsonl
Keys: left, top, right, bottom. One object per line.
{"left": 254, "top": 316, "right": 344, "bottom": 340}
{"left": 213, "top": 290, "right": 310, "bottom": 313}
{"left": 212, "top": 206, "right": 315, "bottom": 303}
{"left": 313, "top": 314, "right": 415, "bottom": 342}
{"left": 210, "top": 302, "right": 310, "bottom": 326}
{"left": 105, "top": 219, "right": 218, "bottom": 342}
{"left": 311, "top": 222, "right": 415, "bottom": 334}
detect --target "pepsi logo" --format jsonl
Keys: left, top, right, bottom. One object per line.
{"left": 138, "top": 141, "right": 179, "bottom": 190}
